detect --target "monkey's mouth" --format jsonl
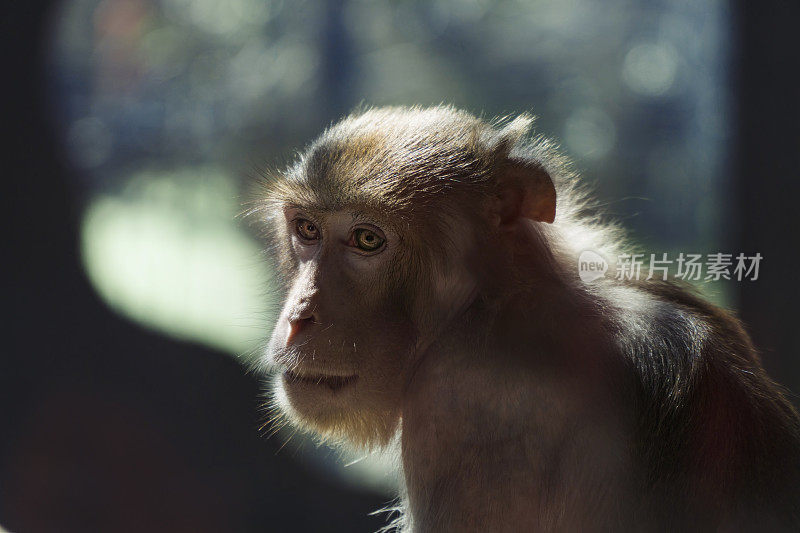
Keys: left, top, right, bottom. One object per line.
{"left": 283, "top": 370, "right": 358, "bottom": 392}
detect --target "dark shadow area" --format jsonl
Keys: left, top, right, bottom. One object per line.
{"left": 734, "top": 0, "right": 800, "bottom": 398}
{"left": 0, "top": 2, "right": 387, "bottom": 531}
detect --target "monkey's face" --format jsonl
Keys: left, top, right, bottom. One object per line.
{"left": 266, "top": 207, "right": 419, "bottom": 447}
{"left": 258, "top": 106, "right": 554, "bottom": 447}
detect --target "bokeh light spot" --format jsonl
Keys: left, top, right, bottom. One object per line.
{"left": 622, "top": 42, "right": 680, "bottom": 97}
{"left": 563, "top": 107, "right": 616, "bottom": 160}
{"left": 80, "top": 167, "right": 273, "bottom": 358}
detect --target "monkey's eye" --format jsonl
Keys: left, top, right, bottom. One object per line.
{"left": 351, "top": 227, "right": 386, "bottom": 253}
{"left": 295, "top": 219, "right": 320, "bottom": 241}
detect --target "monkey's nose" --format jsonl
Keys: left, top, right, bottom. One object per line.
{"left": 286, "top": 313, "right": 315, "bottom": 345}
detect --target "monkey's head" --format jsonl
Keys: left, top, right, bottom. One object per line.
{"left": 256, "top": 106, "right": 556, "bottom": 448}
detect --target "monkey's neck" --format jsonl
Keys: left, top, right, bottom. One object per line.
{"left": 399, "top": 288, "right": 629, "bottom": 532}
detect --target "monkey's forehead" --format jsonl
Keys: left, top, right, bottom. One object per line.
{"left": 279, "top": 143, "right": 490, "bottom": 217}
{"left": 280, "top": 113, "right": 494, "bottom": 201}
{"left": 261, "top": 106, "right": 536, "bottom": 217}
{"left": 309, "top": 106, "right": 496, "bottom": 164}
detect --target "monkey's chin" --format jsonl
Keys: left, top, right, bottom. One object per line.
{"left": 277, "top": 370, "right": 359, "bottom": 423}
{"left": 273, "top": 373, "right": 399, "bottom": 449}
{"left": 282, "top": 369, "right": 358, "bottom": 392}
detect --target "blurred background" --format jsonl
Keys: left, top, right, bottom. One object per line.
{"left": 2, "top": 0, "right": 799, "bottom": 531}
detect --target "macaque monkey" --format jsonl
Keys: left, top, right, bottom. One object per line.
{"left": 250, "top": 106, "right": 800, "bottom": 531}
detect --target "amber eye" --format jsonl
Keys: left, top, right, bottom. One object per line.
{"left": 295, "top": 219, "right": 320, "bottom": 241}
{"left": 352, "top": 227, "right": 385, "bottom": 252}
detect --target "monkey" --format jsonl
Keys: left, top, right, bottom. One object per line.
{"left": 248, "top": 105, "right": 800, "bottom": 532}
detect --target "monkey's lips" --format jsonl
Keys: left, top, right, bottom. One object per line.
{"left": 282, "top": 370, "right": 358, "bottom": 392}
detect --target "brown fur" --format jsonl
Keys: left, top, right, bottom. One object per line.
{"left": 247, "top": 105, "right": 800, "bottom": 531}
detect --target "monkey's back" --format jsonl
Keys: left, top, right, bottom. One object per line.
{"left": 615, "top": 279, "right": 800, "bottom": 529}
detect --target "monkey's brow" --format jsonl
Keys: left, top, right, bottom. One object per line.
{"left": 283, "top": 200, "right": 389, "bottom": 223}
{"left": 349, "top": 209, "right": 382, "bottom": 223}
{"left": 282, "top": 202, "right": 326, "bottom": 216}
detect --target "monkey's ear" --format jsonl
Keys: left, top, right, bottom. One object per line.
{"left": 494, "top": 158, "right": 556, "bottom": 225}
